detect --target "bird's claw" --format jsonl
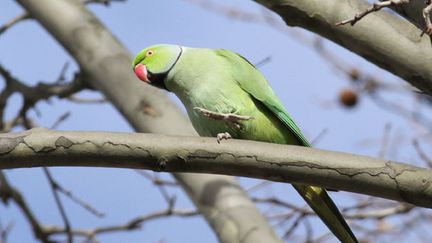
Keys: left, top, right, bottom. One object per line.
{"left": 216, "top": 132, "right": 232, "bottom": 143}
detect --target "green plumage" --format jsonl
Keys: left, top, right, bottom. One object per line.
{"left": 133, "top": 44, "right": 358, "bottom": 243}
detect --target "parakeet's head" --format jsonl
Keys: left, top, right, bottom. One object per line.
{"left": 132, "top": 44, "right": 182, "bottom": 90}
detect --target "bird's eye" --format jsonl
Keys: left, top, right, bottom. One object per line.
{"left": 146, "top": 50, "right": 154, "bottom": 56}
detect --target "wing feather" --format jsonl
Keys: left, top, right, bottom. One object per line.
{"left": 215, "top": 49, "right": 311, "bottom": 146}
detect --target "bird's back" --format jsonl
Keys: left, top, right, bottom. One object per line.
{"left": 165, "top": 47, "right": 300, "bottom": 145}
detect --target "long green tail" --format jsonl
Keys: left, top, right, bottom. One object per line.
{"left": 293, "top": 184, "right": 358, "bottom": 243}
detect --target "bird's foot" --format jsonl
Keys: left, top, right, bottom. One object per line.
{"left": 216, "top": 132, "right": 232, "bottom": 143}
{"left": 193, "top": 107, "right": 254, "bottom": 129}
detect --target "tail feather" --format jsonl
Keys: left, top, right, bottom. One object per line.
{"left": 293, "top": 184, "right": 358, "bottom": 243}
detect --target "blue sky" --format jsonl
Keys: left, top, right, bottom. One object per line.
{"left": 0, "top": 1, "right": 427, "bottom": 242}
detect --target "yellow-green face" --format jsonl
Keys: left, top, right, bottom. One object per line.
{"left": 132, "top": 44, "right": 182, "bottom": 88}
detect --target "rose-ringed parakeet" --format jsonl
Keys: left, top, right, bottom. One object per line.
{"left": 133, "top": 44, "right": 357, "bottom": 243}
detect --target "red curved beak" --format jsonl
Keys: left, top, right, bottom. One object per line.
{"left": 134, "top": 63, "right": 150, "bottom": 83}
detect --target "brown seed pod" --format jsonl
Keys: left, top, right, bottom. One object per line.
{"left": 339, "top": 89, "right": 358, "bottom": 108}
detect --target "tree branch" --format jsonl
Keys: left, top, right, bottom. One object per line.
{"left": 0, "top": 172, "right": 50, "bottom": 242}
{"left": 2, "top": 128, "right": 432, "bottom": 208}
{"left": 0, "top": 12, "right": 30, "bottom": 36}
{"left": 42, "top": 168, "right": 73, "bottom": 243}
{"left": 254, "top": 0, "right": 432, "bottom": 95}
{"left": 44, "top": 208, "right": 198, "bottom": 241}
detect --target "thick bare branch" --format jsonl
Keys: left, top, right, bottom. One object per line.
{"left": 1, "top": 128, "right": 432, "bottom": 208}
{"left": 254, "top": 0, "right": 432, "bottom": 95}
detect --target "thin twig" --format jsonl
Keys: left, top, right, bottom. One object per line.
{"left": 369, "top": 93, "right": 432, "bottom": 132}
{"left": 311, "top": 128, "right": 328, "bottom": 146}
{"left": 0, "top": 63, "right": 88, "bottom": 132}
{"left": 135, "top": 170, "right": 178, "bottom": 187}
{"left": 303, "top": 218, "right": 313, "bottom": 243}
{"left": 252, "top": 197, "right": 313, "bottom": 215}
{"left": 55, "top": 62, "right": 70, "bottom": 83}
{"left": 246, "top": 180, "right": 271, "bottom": 193}
{"left": 345, "top": 203, "right": 415, "bottom": 220}
{"left": 67, "top": 96, "right": 107, "bottom": 104}
{"left": 42, "top": 168, "right": 73, "bottom": 243}
{"left": 0, "top": 13, "right": 30, "bottom": 35}
{"left": 82, "top": 0, "right": 127, "bottom": 5}
{"left": 135, "top": 170, "right": 179, "bottom": 208}
{"left": 50, "top": 112, "right": 71, "bottom": 130}
{"left": 56, "top": 185, "right": 105, "bottom": 218}
{"left": 378, "top": 123, "right": 392, "bottom": 158}
{"left": 283, "top": 213, "right": 306, "bottom": 239}
{"left": 335, "top": 0, "right": 409, "bottom": 26}
{"left": 413, "top": 139, "right": 432, "bottom": 168}
{"left": 183, "top": 0, "right": 312, "bottom": 44}
{"left": 254, "top": 56, "right": 272, "bottom": 68}
{"left": 0, "top": 220, "right": 14, "bottom": 243}
{"left": 45, "top": 208, "right": 198, "bottom": 241}
{"left": 0, "top": 172, "right": 50, "bottom": 242}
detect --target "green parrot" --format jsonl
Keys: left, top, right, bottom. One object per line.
{"left": 133, "top": 44, "right": 357, "bottom": 243}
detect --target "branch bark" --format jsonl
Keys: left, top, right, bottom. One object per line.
{"left": 255, "top": 0, "right": 432, "bottom": 95}
{"left": 15, "top": 0, "right": 281, "bottom": 242}
{"left": 2, "top": 128, "right": 432, "bottom": 209}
